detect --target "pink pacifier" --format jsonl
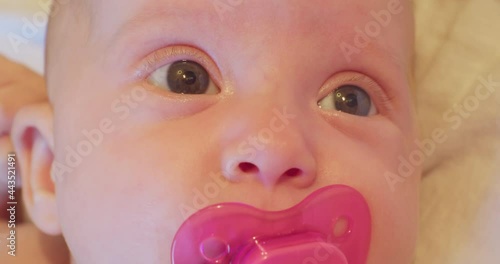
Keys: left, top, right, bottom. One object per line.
{"left": 171, "top": 185, "right": 371, "bottom": 264}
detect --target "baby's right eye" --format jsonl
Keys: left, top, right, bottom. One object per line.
{"left": 147, "top": 60, "right": 220, "bottom": 95}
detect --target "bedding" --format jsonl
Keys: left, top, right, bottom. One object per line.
{"left": 413, "top": 0, "right": 500, "bottom": 263}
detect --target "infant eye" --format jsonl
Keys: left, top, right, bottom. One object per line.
{"left": 318, "top": 85, "right": 376, "bottom": 116}
{"left": 148, "top": 60, "right": 219, "bottom": 95}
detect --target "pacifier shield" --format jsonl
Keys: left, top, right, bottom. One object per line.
{"left": 171, "top": 185, "right": 371, "bottom": 264}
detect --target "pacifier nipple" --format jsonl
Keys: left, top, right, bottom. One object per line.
{"left": 171, "top": 185, "right": 371, "bottom": 264}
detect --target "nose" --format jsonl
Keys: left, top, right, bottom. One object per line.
{"left": 221, "top": 105, "right": 316, "bottom": 190}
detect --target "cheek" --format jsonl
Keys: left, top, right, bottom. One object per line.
{"left": 359, "top": 128, "right": 420, "bottom": 264}
{"left": 54, "top": 130, "right": 213, "bottom": 263}
{"left": 366, "top": 179, "right": 420, "bottom": 264}
{"left": 312, "top": 115, "right": 420, "bottom": 263}
{"left": 53, "top": 76, "right": 419, "bottom": 264}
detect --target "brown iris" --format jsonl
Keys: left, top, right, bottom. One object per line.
{"left": 167, "top": 60, "right": 210, "bottom": 94}
{"left": 333, "top": 85, "right": 371, "bottom": 116}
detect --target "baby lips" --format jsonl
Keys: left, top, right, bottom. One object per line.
{"left": 171, "top": 185, "right": 371, "bottom": 264}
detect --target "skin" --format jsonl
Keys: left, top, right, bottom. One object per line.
{"left": 0, "top": 58, "right": 64, "bottom": 263}
{"left": 0, "top": 55, "right": 46, "bottom": 220}
{"left": 8, "top": 0, "right": 420, "bottom": 263}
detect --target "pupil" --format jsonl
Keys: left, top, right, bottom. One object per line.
{"left": 345, "top": 93, "right": 358, "bottom": 108}
{"left": 167, "top": 60, "right": 210, "bottom": 94}
{"left": 183, "top": 71, "right": 196, "bottom": 85}
{"left": 329, "top": 85, "right": 371, "bottom": 116}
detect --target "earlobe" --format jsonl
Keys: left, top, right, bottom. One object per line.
{"left": 11, "top": 102, "right": 61, "bottom": 236}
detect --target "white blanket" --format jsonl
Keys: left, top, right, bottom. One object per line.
{"left": 1, "top": 0, "right": 499, "bottom": 263}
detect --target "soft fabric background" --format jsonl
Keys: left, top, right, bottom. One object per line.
{"left": 1, "top": 0, "right": 499, "bottom": 263}
{"left": 413, "top": 0, "right": 500, "bottom": 263}
{"left": 0, "top": 0, "right": 45, "bottom": 73}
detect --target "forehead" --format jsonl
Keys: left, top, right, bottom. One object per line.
{"left": 91, "top": 0, "right": 366, "bottom": 30}
{"left": 84, "top": 0, "right": 412, "bottom": 66}
{"left": 90, "top": 0, "right": 408, "bottom": 36}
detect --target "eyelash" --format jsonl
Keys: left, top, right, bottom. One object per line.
{"left": 318, "top": 72, "right": 394, "bottom": 116}
{"left": 134, "top": 45, "right": 222, "bottom": 86}
{"left": 134, "top": 46, "right": 394, "bottom": 115}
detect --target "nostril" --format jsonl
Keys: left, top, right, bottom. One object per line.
{"left": 239, "top": 162, "right": 259, "bottom": 174}
{"left": 284, "top": 168, "right": 302, "bottom": 177}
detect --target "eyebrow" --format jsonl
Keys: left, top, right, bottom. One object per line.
{"left": 103, "top": 1, "right": 218, "bottom": 65}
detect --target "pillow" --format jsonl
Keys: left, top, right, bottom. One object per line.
{"left": 414, "top": 0, "right": 500, "bottom": 263}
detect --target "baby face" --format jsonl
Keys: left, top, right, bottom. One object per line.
{"left": 46, "top": 0, "right": 419, "bottom": 263}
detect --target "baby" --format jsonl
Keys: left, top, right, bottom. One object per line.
{"left": 2, "top": 0, "right": 420, "bottom": 263}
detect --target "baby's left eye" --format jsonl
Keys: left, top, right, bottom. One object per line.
{"left": 318, "top": 85, "right": 377, "bottom": 116}
{"left": 147, "top": 60, "right": 219, "bottom": 95}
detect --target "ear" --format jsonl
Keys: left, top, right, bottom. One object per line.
{"left": 11, "top": 102, "right": 61, "bottom": 236}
